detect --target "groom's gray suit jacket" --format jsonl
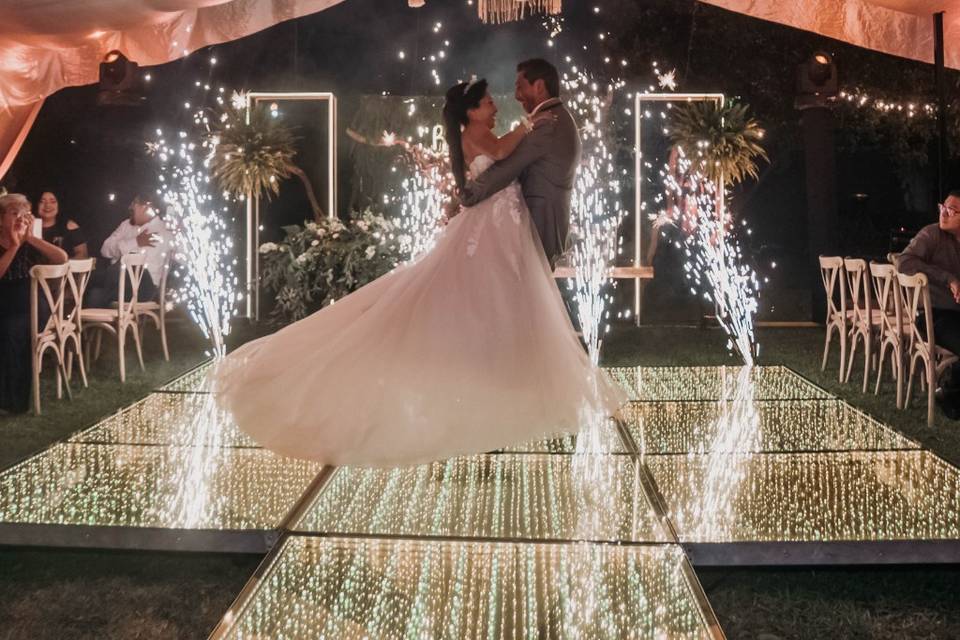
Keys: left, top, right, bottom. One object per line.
{"left": 461, "top": 98, "right": 581, "bottom": 267}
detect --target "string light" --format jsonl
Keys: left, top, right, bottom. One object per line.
{"left": 838, "top": 88, "right": 937, "bottom": 120}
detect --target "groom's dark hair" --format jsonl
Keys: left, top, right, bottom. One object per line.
{"left": 517, "top": 58, "right": 560, "bottom": 98}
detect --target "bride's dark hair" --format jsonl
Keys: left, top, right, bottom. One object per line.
{"left": 443, "top": 78, "right": 488, "bottom": 191}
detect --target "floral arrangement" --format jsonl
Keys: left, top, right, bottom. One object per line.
{"left": 259, "top": 208, "right": 407, "bottom": 325}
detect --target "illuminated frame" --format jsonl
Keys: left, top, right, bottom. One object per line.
{"left": 244, "top": 92, "right": 338, "bottom": 320}
{"left": 634, "top": 92, "right": 725, "bottom": 325}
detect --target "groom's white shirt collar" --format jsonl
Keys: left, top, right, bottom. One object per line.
{"left": 530, "top": 97, "right": 561, "bottom": 115}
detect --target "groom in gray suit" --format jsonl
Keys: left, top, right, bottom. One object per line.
{"left": 461, "top": 58, "right": 581, "bottom": 268}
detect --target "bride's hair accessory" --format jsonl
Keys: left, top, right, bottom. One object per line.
{"left": 462, "top": 75, "right": 479, "bottom": 95}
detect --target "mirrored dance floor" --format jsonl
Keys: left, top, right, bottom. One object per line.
{"left": 1, "top": 364, "right": 959, "bottom": 638}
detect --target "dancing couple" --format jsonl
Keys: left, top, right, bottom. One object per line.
{"left": 214, "top": 58, "right": 625, "bottom": 466}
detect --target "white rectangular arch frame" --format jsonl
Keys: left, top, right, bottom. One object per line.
{"left": 244, "top": 92, "right": 338, "bottom": 320}
{"left": 633, "top": 92, "right": 725, "bottom": 325}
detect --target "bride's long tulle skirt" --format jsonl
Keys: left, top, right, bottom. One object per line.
{"left": 213, "top": 196, "right": 626, "bottom": 467}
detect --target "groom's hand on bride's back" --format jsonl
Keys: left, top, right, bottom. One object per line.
{"left": 461, "top": 120, "right": 555, "bottom": 207}
{"left": 530, "top": 111, "right": 557, "bottom": 129}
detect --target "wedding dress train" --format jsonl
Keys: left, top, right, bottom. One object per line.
{"left": 212, "top": 155, "right": 626, "bottom": 466}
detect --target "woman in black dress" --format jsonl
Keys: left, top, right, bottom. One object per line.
{"left": 38, "top": 191, "right": 88, "bottom": 259}
{"left": 0, "top": 194, "right": 68, "bottom": 414}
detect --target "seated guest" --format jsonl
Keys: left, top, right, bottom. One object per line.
{"left": 0, "top": 194, "right": 69, "bottom": 414}
{"left": 38, "top": 191, "right": 89, "bottom": 258}
{"left": 86, "top": 194, "right": 173, "bottom": 310}
{"left": 897, "top": 189, "right": 960, "bottom": 417}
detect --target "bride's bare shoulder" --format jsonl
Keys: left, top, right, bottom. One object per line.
{"left": 462, "top": 124, "right": 495, "bottom": 165}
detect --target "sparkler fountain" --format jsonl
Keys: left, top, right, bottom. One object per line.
{"left": 659, "top": 149, "right": 763, "bottom": 535}
{"left": 148, "top": 94, "right": 242, "bottom": 527}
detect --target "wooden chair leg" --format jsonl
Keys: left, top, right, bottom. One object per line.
{"left": 838, "top": 324, "right": 848, "bottom": 383}
{"left": 894, "top": 348, "right": 904, "bottom": 410}
{"left": 131, "top": 323, "right": 145, "bottom": 372}
{"left": 875, "top": 341, "right": 888, "bottom": 395}
{"left": 59, "top": 354, "right": 72, "bottom": 401}
{"left": 845, "top": 333, "right": 859, "bottom": 384}
{"left": 118, "top": 326, "right": 126, "bottom": 383}
{"left": 75, "top": 339, "right": 89, "bottom": 388}
{"left": 32, "top": 353, "right": 41, "bottom": 415}
{"left": 160, "top": 316, "right": 169, "bottom": 361}
{"left": 862, "top": 337, "right": 872, "bottom": 394}
{"left": 904, "top": 356, "right": 918, "bottom": 409}
{"left": 821, "top": 323, "right": 833, "bottom": 371}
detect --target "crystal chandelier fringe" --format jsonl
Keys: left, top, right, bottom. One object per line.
{"left": 478, "top": 0, "right": 561, "bottom": 24}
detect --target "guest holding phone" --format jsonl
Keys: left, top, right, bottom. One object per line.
{"left": 0, "top": 193, "right": 68, "bottom": 414}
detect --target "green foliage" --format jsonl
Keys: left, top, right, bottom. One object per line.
{"left": 669, "top": 100, "right": 769, "bottom": 186}
{"left": 207, "top": 98, "right": 298, "bottom": 203}
{"left": 836, "top": 91, "right": 960, "bottom": 179}
{"left": 259, "top": 209, "right": 404, "bottom": 325}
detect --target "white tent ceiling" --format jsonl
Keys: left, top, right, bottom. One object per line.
{"left": 0, "top": 0, "right": 346, "bottom": 178}
{"left": 700, "top": 0, "right": 960, "bottom": 69}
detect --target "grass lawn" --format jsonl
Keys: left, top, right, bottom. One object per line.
{"left": 0, "top": 322, "right": 958, "bottom": 638}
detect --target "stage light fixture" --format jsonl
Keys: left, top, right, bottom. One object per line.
{"left": 97, "top": 49, "right": 145, "bottom": 106}
{"left": 795, "top": 51, "right": 838, "bottom": 109}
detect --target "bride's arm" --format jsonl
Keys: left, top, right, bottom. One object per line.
{"left": 465, "top": 123, "right": 529, "bottom": 162}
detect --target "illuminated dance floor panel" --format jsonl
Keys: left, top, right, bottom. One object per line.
{"left": 646, "top": 450, "right": 960, "bottom": 553}
{"left": 293, "top": 454, "right": 671, "bottom": 542}
{"left": 0, "top": 443, "right": 322, "bottom": 550}
{"left": 68, "top": 392, "right": 257, "bottom": 448}
{"left": 622, "top": 399, "right": 917, "bottom": 454}
{"left": 211, "top": 535, "right": 721, "bottom": 640}
{"left": 156, "top": 359, "right": 216, "bottom": 393}
{"left": 503, "top": 418, "right": 629, "bottom": 454}
{"left": 609, "top": 365, "right": 832, "bottom": 401}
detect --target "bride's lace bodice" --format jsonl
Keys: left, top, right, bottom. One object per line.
{"left": 461, "top": 154, "right": 524, "bottom": 241}
{"left": 468, "top": 154, "right": 495, "bottom": 177}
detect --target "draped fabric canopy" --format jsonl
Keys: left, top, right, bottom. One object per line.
{"left": 0, "top": 0, "right": 346, "bottom": 179}
{"left": 700, "top": 0, "right": 960, "bottom": 69}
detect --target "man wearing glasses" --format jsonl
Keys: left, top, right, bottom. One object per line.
{"left": 898, "top": 190, "right": 960, "bottom": 417}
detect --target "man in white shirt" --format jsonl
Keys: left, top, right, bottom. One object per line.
{"left": 86, "top": 194, "right": 173, "bottom": 309}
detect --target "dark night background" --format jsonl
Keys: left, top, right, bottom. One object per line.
{"left": 4, "top": 0, "right": 958, "bottom": 321}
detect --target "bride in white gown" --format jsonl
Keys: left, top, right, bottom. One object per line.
{"left": 212, "top": 78, "right": 626, "bottom": 467}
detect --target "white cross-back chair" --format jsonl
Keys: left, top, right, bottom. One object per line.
{"left": 82, "top": 253, "right": 146, "bottom": 383}
{"left": 133, "top": 253, "right": 171, "bottom": 361}
{"left": 870, "top": 261, "right": 906, "bottom": 408}
{"left": 819, "top": 256, "right": 848, "bottom": 381}
{"left": 898, "top": 271, "right": 960, "bottom": 427}
{"left": 29, "top": 263, "right": 72, "bottom": 415}
{"left": 62, "top": 258, "right": 94, "bottom": 388}
{"left": 843, "top": 258, "right": 883, "bottom": 392}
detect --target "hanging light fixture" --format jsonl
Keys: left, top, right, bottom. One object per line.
{"left": 478, "top": 0, "right": 561, "bottom": 24}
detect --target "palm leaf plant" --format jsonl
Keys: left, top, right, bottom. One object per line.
{"left": 208, "top": 94, "right": 325, "bottom": 221}
{"left": 669, "top": 100, "right": 768, "bottom": 187}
